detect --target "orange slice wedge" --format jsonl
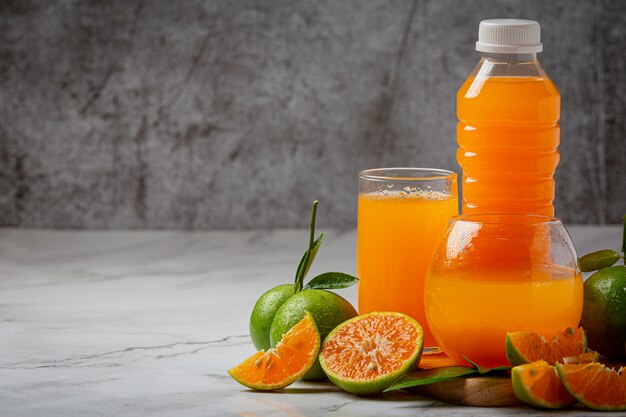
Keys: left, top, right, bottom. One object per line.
{"left": 556, "top": 362, "right": 626, "bottom": 411}
{"left": 506, "top": 327, "right": 586, "bottom": 366}
{"left": 228, "top": 312, "right": 320, "bottom": 390}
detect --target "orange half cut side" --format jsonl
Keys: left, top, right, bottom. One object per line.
{"left": 319, "top": 311, "right": 423, "bottom": 394}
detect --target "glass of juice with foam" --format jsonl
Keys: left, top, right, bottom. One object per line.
{"left": 358, "top": 168, "right": 458, "bottom": 347}
{"left": 425, "top": 214, "right": 583, "bottom": 368}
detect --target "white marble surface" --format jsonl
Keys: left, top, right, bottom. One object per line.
{"left": 0, "top": 226, "right": 622, "bottom": 416}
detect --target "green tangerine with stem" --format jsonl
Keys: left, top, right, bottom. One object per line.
{"left": 249, "top": 201, "right": 358, "bottom": 379}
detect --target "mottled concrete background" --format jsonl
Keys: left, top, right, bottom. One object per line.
{"left": 0, "top": 0, "right": 624, "bottom": 229}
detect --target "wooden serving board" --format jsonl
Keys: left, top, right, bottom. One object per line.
{"left": 410, "top": 375, "right": 523, "bottom": 407}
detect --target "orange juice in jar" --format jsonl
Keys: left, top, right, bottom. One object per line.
{"left": 425, "top": 214, "right": 583, "bottom": 368}
{"left": 357, "top": 168, "right": 458, "bottom": 347}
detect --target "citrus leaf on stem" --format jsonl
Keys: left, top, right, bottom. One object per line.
{"left": 383, "top": 367, "right": 477, "bottom": 392}
{"left": 294, "top": 201, "right": 322, "bottom": 293}
{"left": 578, "top": 249, "right": 622, "bottom": 272}
{"left": 294, "top": 251, "right": 310, "bottom": 293}
{"left": 294, "top": 234, "right": 323, "bottom": 293}
{"left": 304, "top": 235, "right": 323, "bottom": 277}
{"left": 304, "top": 272, "right": 359, "bottom": 290}
{"left": 463, "top": 356, "right": 511, "bottom": 374}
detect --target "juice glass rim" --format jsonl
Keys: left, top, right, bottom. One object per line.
{"left": 359, "top": 167, "right": 457, "bottom": 182}
{"left": 450, "top": 213, "right": 561, "bottom": 226}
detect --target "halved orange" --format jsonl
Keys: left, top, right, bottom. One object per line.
{"left": 228, "top": 312, "right": 320, "bottom": 390}
{"left": 556, "top": 362, "right": 626, "bottom": 411}
{"left": 506, "top": 328, "right": 586, "bottom": 366}
{"left": 318, "top": 311, "right": 423, "bottom": 394}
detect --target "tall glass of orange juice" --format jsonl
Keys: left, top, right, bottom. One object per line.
{"left": 425, "top": 214, "right": 583, "bottom": 368}
{"left": 358, "top": 168, "right": 458, "bottom": 347}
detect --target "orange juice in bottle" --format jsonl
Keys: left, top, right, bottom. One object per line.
{"left": 457, "top": 19, "right": 560, "bottom": 216}
{"left": 423, "top": 21, "right": 582, "bottom": 368}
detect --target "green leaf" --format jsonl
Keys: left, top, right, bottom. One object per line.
{"left": 303, "top": 234, "right": 323, "bottom": 278}
{"left": 294, "top": 201, "right": 322, "bottom": 293}
{"left": 383, "top": 367, "right": 477, "bottom": 392}
{"left": 294, "top": 251, "right": 309, "bottom": 293}
{"left": 578, "top": 249, "right": 622, "bottom": 272}
{"left": 294, "top": 234, "right": 324, "bottom": 293}
{"left": 463, "top": 356, "right": 511, "bottom": 374}
{"left": 304, "top": 272, "right": 359, "bottom": 290}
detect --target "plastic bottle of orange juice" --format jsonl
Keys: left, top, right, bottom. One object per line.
{"left": 457, "top": 19, "right": 560, "bottom": 216}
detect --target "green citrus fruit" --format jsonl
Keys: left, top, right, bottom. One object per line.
{"left": 249, "top": 284, "right": 294, "bottom": 350}
{"left": 318, "top": 311, "right": 423, "bottom": 394}
{"left": 269, "top": 289, "right": 357, "bottom": 380}
{"left": 580, "top": 265, "right": 626, "bottom": 359}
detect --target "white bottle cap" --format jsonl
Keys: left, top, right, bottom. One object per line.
{"left": 475, "top": 19, "right": 542, "bottom": 54}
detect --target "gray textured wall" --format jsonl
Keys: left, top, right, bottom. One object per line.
{"left": 1, "top": 0, "right": 624, "bottom": 229}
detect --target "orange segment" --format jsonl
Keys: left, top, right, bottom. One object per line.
{"left": 556, "top": 362, "right": 626, "bottom": 411}
{"left": 229, "top": 312, "right": 320, "bottom": 391}
{"left": 506, "top": 328, "right": 586, "bottom": 366}
{"left": 511, "top": 360, "right": 575, "bottom": 409}
{"left": 319, "top": 311, "right": 423, "bottom": 394}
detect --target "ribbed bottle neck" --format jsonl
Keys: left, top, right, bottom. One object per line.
{"left": 480, "top": 52, "right": 538, "bottom": 64}
{"left": 473, "top": 53, "right": 547, "bottom": 78}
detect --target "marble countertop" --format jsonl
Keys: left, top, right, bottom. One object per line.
{"left": 1, "top": 226, "right": 622, "bottom": 417}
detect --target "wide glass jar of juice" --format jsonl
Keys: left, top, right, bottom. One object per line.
{"left": 457, "top": 19, "right": 560, "bottom": 216}
{"left": 358, "top": 168, "right": 458, "bottom": 347}
{"left": 425, "top": 214, "right": 583, "bottom": 368}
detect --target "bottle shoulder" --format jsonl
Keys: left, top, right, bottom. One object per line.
{"left": 457, "top": 74, "right": 560, "bottom": 126}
